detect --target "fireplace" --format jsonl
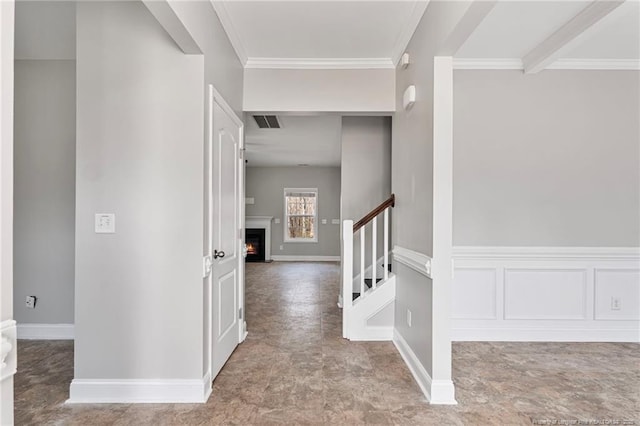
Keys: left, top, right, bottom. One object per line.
{"left": 245, "top": 228, "right": 266, "bottom": 262}
{"left": 245, "top": 216, "right": 272, "bottom": 262}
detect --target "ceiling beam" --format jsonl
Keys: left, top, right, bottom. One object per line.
{"left": 391, "top": 1, "right": 431, "bottom": 66}
{"left": 142, "top": 0, "right": 202, "bottom": 55}
{"left": 210, "top": 1, "right": 249, "bottom": 66}
{"left": 438, "top": 1, "right": 497, "bottom": 56}
{"left": 522, "top": 0, "right": 624, "bottom": 74}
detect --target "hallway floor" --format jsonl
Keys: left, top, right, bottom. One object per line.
{"left": 14, "top": 262, "right": 640, "bottom": 425}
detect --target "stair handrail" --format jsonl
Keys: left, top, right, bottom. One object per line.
{"left": 352, "top": 194, "right": 395, "bottom": 232}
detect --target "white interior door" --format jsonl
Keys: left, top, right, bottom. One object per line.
{"left": 207, "top": 86, "right": 245, "bottom": 380}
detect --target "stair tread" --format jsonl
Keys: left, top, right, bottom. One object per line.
{"left": 353, "top": 277, "right": 389, "bottom": 300}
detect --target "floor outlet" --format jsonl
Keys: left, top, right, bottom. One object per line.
{"left": 26, "top": 295, "right": 37, "bottom": 309}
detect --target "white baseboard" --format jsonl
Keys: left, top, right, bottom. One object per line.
{"left": 452, "top": 246, "right": 640, "bottom": 343}
{"left": 17, "top": 323, "right": 74, "bottom": 340}
{"left": 452, "top": 327, "right": 640, "bottom": 342}
{"left": 348, "top": 326, "right": 393, "bottom": 341}
{"left": 392, "top": 330, "right": 457, "bottom": 405}
{"left": 271, "top": 255, "right": 339, "bottom": 262}
{"left": 68, "top": 373, "right": 211, "bottom": 403}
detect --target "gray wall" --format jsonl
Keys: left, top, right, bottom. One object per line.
{"left": 341, "top": 116, "right": 392, "bottom": 222}
{"left": 243, "top": 68, "right": 395, "bottom": 113}
{"left": 75, "top": 1, "right": 205, "bottom": 380}
{"left": 14, "top": 1, "right": 75, "bottom": 61}
{"left": 341, "top": 116, "right": 392, "bottom": 289}
{"left": 392, "top": 1, "right": 473, "bottom": 380}
{"left": 391, "top": 4, "right": 438, "bottom": 378}
{"left": 245, "top": 167, "right": 341, "bottom": 257}
{"left": 168, "top": 1, "right": 244, "bottom": 117}
{"left": 453, "top": 70, "right": 640, "bottom": 247}
{"left": 14, "top": 59, "right": 75, "bottom": 324}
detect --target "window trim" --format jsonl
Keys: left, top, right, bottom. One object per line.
{"left": 283, "top": 187, "right": 318, "bottom": 243}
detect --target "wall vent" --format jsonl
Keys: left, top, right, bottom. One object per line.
{"left": 253, "top": 115, "right": 281, "bottom": 129}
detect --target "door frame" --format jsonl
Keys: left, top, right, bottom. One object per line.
{"left": 0, "top": 1, "right": 16, "bottom": 424}
{"left": 204, "top": 84, "right": 246, "bottom": 384}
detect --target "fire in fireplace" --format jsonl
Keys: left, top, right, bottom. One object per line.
{"left": 245, "top": 228, "right": 265, "bottom": 262}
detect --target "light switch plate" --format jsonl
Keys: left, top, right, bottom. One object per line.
{"left": 331, "top": 219, "right": 340, "bottom": 225}
{"left": 275, "top": 218, "right": 281, "bottom": 224}
{"left": 245, "top": 197, "right": 255, "bottom": 205}
{"left": 95, "top": 213, "right": 116, "bottom": 233}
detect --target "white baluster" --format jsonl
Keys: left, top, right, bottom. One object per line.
{"left": 342, "top": 220, "right": 353, "bottom": 308}
{"left": 360, "top": 227, "right": 365, "bottom": 298}
{"left": 342, "top": 220, "right": 353, "bottom": 339}
{"left": 371, "top": 217, "right": 377, "bottom": 289}
{"left": 384, "top": 208, "right": 389, "bottom": 281}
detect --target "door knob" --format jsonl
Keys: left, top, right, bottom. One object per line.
{"left": 214, "top": 250, "right": 225, "bottom": 259}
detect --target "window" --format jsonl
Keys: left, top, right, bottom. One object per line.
{"left": 284, "top": 188, "right": 318, "bottom": 242}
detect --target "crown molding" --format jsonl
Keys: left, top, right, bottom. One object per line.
{"left": 210, "top": 0, "right": 248, "bottom": 66}
{"left": 453, "top": 57, "right": 639, "bottom": 71}
{"left": 391, "top": 0, "right": 431, "bottom": 66}
{"left": 453, "top": 58, "right": 523, "bottom": 70}
{"left": 244, "top": 57, "right": 395, "bottom": 70}
{"left": 547, "top": 58, "right": 640, "bottom": 71}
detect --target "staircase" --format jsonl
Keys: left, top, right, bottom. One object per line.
{"left": 341, "top": 195, "right": 396, "bottom": 341}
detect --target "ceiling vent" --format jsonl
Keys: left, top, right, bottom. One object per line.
{"left": 253, "top": 115, "right": 281, "bottom": 129}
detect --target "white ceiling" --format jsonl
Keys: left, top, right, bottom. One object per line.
{"left": 456, "top": 0, "right": 639, "bottom": 62}
{"left": 244, "top": 115, "right": 342, "bottom": 167}
{"left": 215, "top": 0, "right": 425, "bottom": 66}
{"left": 564, "top": 1, "right": 640, "bottom": 59}
{"left": 230, "top": 0, "right": 638, "bottom": 167}
{"left": 457, "top": 1, "right": 591, "bottom": 59}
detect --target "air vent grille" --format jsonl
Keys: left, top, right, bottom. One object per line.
{"left": 253, "top": 115, "right": 281, "bottom": 129}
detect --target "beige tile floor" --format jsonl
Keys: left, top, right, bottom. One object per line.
{"left": 13, "top": 261, "right": 640, "bottom": 425}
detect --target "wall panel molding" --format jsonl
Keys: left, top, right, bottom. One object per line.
{"left": 452, "top": 247, "right": 640, "bottom": 342}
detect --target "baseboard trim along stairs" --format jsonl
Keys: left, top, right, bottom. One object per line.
{"left": 343, "top": 274, "right": 396, "bottom": 341}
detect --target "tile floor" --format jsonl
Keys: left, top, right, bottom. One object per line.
{"left": 13, "top": 261, "right": 640, "bottom": 425}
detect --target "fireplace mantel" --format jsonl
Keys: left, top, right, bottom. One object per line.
{"left": 246, "top": 216, "right": 273, "bottom": 261}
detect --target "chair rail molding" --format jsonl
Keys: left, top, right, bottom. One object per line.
{"left": 392, "top": 246, "right": 432, "bottom": 278}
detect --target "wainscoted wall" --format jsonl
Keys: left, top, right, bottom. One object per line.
{"left": 451, "top": 247, "right": 640, "bottom": 342}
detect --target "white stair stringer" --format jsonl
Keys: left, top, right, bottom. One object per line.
{"left": 344, "top": 274, "right": 396, "bottom": 341}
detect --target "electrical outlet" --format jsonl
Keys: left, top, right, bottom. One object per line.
{"left": 279, "top": 245, "right": 284, "bottom": 250}
{"left": 611, "top": 297, "right": 621, "bottom": 311}
{"left": 275, "top": 218, "right": 281, "bottom": 224}
{"left": 26, "top": 295, "right": 37, "bottom": 309}
{"left": 406, "top": 309, "right": 412, "bottom": 327}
